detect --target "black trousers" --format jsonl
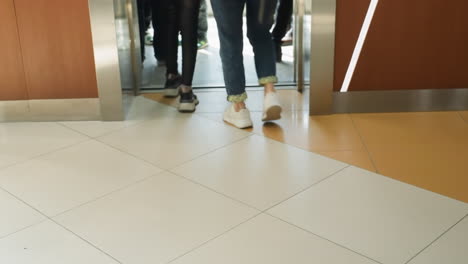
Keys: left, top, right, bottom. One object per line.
{"left": 151, "top": 0, "right": 168, "bottom": 61}
{"left": 137, "top": 0, "right": 148, "bottom": 61}
{"left": 137, "top": 0, "right": 169, "bottom": 61}
{"left": 165, "top": 0, "right": 201, "bottom": 86}
{"left": 272, "top": 0, "right": 293, "bottom": 43}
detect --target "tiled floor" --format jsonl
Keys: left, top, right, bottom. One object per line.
{"left": 0, "top": 96, "right": 467, "bottom": 264}
{"left": 145, "top": 90, "right": 468, "bottom": 203}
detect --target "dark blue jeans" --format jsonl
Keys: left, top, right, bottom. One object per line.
{"left": 211, "top": 0, "right": 278, "bottom": 102}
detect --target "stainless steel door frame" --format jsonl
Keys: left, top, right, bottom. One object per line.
{"left": 125, "top": 0, "right": 142, "bottom": 96}
{"left": 294, "top": 0, "right": 305, "bottom": 93}
{"left": 309, "top": 0, "right": 336, "bottom": 115}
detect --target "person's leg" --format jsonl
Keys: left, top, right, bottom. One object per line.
{"left": 152, "top": 0, "right": 168, "bottom": 63}
{"left": 272, "top": 0, "right": 293, "bottom": 43}
{"left": 246, "top": 0, "right": 282, "bottom": 121}
{"left": 176, "top": 0, "right": 201, "bottom": 112}
{"left": 271, "top": 0, "right": 293, "bottom": 62}
{"left": 137, "top": 0, "right": 147, "bottom": 62}
{"left": 163, "top": 0, "right": 182, "bottom": 97}
{"left": 246, "top": 0, "right": 278, "bottom": 88}
{"left": 143, "top": 0, "right": 152, "bottom": 31}
{"left": 211, "top": 0, "right": 253, "bottom": 128}
{"left": 197, "top": 0, "right": 209, "bottom": 48}
{"left": 179, "top": 0, "right": 201, "bottom": 87}
{"left": 211, "top": 0, "right": 246, "bottom": 105}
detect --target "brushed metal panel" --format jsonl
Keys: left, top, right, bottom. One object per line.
{"left": 88, "top": 0, "right": 124, "bottom": 121}
{"left": 333, "top": 88, "right": 468, "bottom": 113}
{"left": 294, "top": 0, "right": 305, "bottom": 92}
{"left": 309, "top": 0, "right": 336, "bottom": 115}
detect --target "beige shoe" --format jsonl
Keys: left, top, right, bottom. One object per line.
{"left": 223, "top": 104, "right": 253, "bottom": 129}
{"left": 262, "top": 92, "right": 282, "bottom": 121}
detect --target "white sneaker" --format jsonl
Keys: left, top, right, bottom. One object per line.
{"left": 262, "top": 92, "right": 282, "bottom": 121}
{"left": 223, "top": 104, "right": 253, "bottom": 129}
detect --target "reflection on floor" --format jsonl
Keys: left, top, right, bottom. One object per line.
{"left": 0, "top": 95, "right": 467, "bottom": 264}
{"left": 145, "top": 90, "right": 468, "bottom": 203}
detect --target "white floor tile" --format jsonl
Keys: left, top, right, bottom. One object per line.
{"left": 0, "top": 122, "right": 88, "bottom": 169}
{"left": 172, "top": 135, "right": 347, "bottom": 210}
{"left": 55, "top": 172, "right": 258, "bottom": 264}
{"left": 98, "top": 114, "right": 250, "bottom": 169}
{"left": 60, "top": 121, "right": 128, "bottom": 138}
{"left": 124, "top": 95, "right": 180, "bottom": 122}
{"left": 408, "top": 216, "right": 468, "bottom": 264}
{"left": 0, "top": 189, "right": 45, "bottom": 238}
{"left": 0, "top": 140, "right": 160, "bottom": 216}
{"left": 268, "top": 166, "right": 468, "bottom": 264}
{"left": 59, "top": 96, "right": 179, "bottom": 138}
{"left": 0, "top": 221, "right": 118, "bottom": 264}
{"left": 171, "top": 214, "right": 377, "bottom": 264}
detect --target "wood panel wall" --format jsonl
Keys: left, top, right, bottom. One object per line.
{"left": 13, "top": 0, "right": 98, "bottom": 99}
{"left": 0, "top": 0, "right": 28, "bottom": 100}
{"left": 334, "top": 0, "right": 468, "bottom": 91}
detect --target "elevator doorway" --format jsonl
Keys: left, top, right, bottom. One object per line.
{"left": 115, "top": 0, "right": 311, "bottom": 94}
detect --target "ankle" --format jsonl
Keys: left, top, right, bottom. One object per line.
{"left": 264, "top": 87, "right": 277, "bottom": 96}
{"left": 233, "top": 102, "right": 246, "bottom": 112}
{"left": 180, "top": 84, "right": 192, "bottom": 93}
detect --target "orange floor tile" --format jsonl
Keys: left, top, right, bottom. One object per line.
{"left": 460, "top": 111, "right": 468, "bottom": 123}
{"left": 144, "top": 92, "right": 468, "bottom": 203}
{"left": 351, "top": 112, "right": 468, "bottom": 202}
{"left": 366, "top": 143, "right": 468, "bottom": 202}
{"left": 198, "top": 111, "right": 366, "bottom": 152}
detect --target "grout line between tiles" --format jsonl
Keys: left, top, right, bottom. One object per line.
{"left": 166, "top": 133, "right": 254, "bottom": 171}
{"left": 349, "top": 114, "right": 380, "bottom": 173}
{"left": 57, "top": 114, "right": 157, "bottom": 140}
{"left": 0, "top": 186, "right": 124, "bottom": 264}
{"left": 168, "top": 170, "right": 261, "bottom": 212}
{"left": 166, "top": 212, "right": 264, "bottom": 263}
{"left": 457, "top": 112, "right": 468, "bottom": 124}
{"left": 93, "top": 137, "right": 166, "bottom": 169}
{"left": 0, "top": 217, "right": 49, "bottom": 241}
{"left": 265, "top": 212, "right": 384, "bottom": 264}
{"left": 50, "top": 219, "right": 125, "bottom": 264}
{"left": 195, "top": 110, "right": 376, "bottom": 173}
{"left": 262, "top": 165, "right": 351, "bottom": 213}
{"left": 0, "top": 136, "right": 90, "bottom": 173}
{"left": 50, "top": 171, "right": 166, "bottom": 219}
{"left": 404, "top": 213, "right": 468, "bottom": 264}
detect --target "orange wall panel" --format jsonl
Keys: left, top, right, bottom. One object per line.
{"left": 335, "top": 0, "right": 468, "bottom": 91}
{"left": 14, "top": 0, "right": 98, "bottom": 99}
{"left": 0, "top": 0, "right": 28, "bottom": 100}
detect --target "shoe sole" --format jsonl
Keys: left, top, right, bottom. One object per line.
{"left": 164, "top": 88, "right": 179, "bottom": 98}
{"left": 262, "top": 105, "right": 282, "bottom": 121}
{"left": 178, "top": 99, "right": 199, "bottom": 113}
{"left": 223, "top": 115, "right": 253, "bottom": 129}
{"left": 223, "top": 119, "right": 253, "bottom": 129}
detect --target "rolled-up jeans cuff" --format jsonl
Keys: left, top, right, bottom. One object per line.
{"left": 227, "top": 92, "right": 248, "bottom": 103}
{"left": 259, "top": 76, "right": 278, "bottom": 85}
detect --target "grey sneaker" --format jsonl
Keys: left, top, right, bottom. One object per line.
{"left": 164, "top": 75, "right": 182, "bottom": 97}
{"left": 178, "top": 91, "right": 199, "bottom": 113}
